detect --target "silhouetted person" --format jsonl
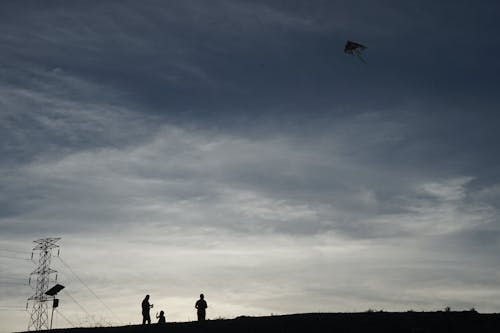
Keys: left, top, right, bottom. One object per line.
{"left": 195, "top": 293, "right": 208, "bottom": 321}
{"left": 142, "top": 295, "right": 153, "bottom": 324}
{"left": 156, "top": 310, "right": 166, "bottom": 324}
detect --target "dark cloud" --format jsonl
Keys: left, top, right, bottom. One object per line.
{"left": 2, "top": 0, "right": 498, "bottom": 119}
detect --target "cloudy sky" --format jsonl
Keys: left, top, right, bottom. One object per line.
{"left": 1, "top": 0, "right": 500, "bottom": 332}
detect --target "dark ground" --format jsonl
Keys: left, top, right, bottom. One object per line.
{"left": 22, "top": 312, "right": 500, "bottom": 333}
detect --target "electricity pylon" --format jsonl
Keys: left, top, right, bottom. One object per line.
{"left": 27, "top": 238, "right": 60, "bottom": 331}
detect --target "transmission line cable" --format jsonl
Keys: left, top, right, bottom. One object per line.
{"left": 0, "top": 276, "right": 26, "bottom": 281}
{"left": 0, "top": 248, "right": 28, "bottom": 255}
{"left": 55, "top": 309, "right": 75, "bottom": 328}
{"left": 0, "top": 281, "right": 28, "bottom": 285}
{"left": 62, "top": 289, "right": 91, "bottom": 317}
{"left": 0, "top": 254, "right": 31, "bottom": 260}
{"left": 57, "top": 257, "right": 121, "bottom": 324}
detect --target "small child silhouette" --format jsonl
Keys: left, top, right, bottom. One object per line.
{"left": 156, "top": 310, "right": 166, "bottom": 324}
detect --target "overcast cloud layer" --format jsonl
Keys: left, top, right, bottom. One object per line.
{"left": 1, "top": 1, "right": 500, "bottom": 332}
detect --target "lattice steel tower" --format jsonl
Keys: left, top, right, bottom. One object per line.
{"left": 27, "top": 238, "right": 60, "bottom": 331}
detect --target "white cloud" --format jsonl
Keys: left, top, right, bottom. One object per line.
{"left": 2, "top": 117, "right": 498, "bottom": 331}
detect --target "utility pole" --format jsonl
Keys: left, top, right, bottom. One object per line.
{"left": 27, "top": 238, "right": 60, "bottom": 331}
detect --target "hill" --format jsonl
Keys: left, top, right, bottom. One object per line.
{"left": 21, "top": 312, "right": 500, "bottom": 333}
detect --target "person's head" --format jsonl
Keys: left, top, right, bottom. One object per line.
{"left": 200, "top": 293, "right": 204, "bottom": 299}
{"left": 160, "top": 311, "right": 164, "bottom": 316}
{"left": 145, "top": 295, "right": 150, "bottom": 300}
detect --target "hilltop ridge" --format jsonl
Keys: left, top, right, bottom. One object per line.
{"left": 21, "top": 311, "right": 500, "bottom": 333}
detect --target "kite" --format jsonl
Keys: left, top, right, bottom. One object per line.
{"left": 344, "top": 40, "right": 367, "bottom": 63}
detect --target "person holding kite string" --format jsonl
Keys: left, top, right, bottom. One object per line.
{"left": 141, "top": 295, "right": 154, "bottom": 324}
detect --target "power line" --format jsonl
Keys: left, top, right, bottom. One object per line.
{"left": 0, "top": 275, "right": 26, "bottom": 279}
{"left": 57, "top": 257, "right": 121, "bottom": 324}
{"left": 62, "top": 289, "right": 91, "bottom": 317}
{"left": 55, "top": 309, "right": 75, "bottom": 328}
{"left": 0, "top": 303, "right": 27, "bottom": 311}
{"left": 0, "top": 281, "right": 28, "bottom": 285}
{"left": 0, "top": 278, "right": 30, "bottom": 287}
{"left": 0, "top": 248, "right": 28, "bottom": 255}
{"left": 0, "top": 254, "right": 31, "bottom": 260}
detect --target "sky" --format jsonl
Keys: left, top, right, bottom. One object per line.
{"left": 1, "top": 0, "right": 500, "bottom": 332}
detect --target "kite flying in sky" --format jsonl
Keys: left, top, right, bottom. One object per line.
{"left": 344, "top": 40, "right": 367, "bottom": 63}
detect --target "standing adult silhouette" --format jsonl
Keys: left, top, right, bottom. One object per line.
{"left": 195, "top": 293, "right": 208, "bottom": 321}
{"left": 141, "top": 295, "right": 153, "bottom": 324}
